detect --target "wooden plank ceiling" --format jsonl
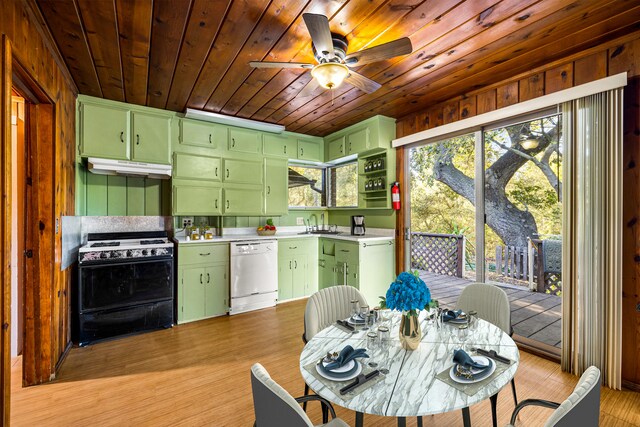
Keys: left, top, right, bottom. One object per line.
{"left": 37, "top": 0, "right": 640, "bottom": 136}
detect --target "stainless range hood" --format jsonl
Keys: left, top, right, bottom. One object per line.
{"left": 87, "top": 157, "right": 172, "bottom": 179}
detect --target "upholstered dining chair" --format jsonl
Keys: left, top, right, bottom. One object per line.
{"left": 456, "top": 283, "right": 516, "bottom": 427}
{"left": 251, "top": 363, "right": 349, "bottom": 427}
{"left": 301, "top": 285, "right": 368, "bottom": 410}
{"left": 506, "top": 366, "right": 601, "bottom": 427}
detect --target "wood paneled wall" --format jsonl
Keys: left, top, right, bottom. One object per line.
{"left": 0, "top": 0, "right": 77, "bottom": 421}
{"left": 395, "top": 33, "right": 640, "bottom": 388}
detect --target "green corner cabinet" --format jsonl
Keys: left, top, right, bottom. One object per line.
{"left": 77, "top": 95, "right": 173, "bottom": 165}
{"left": 324, "top": 115, "right": 396, "bottom": 162}
{"left": 177, "top": 243, "right": 229, "bottom": 323}
{"left": 277, "top": 238, "right": 318, "bottom": 302}
{"left": 318, "top": 237, "right": 395, "bottom": 306}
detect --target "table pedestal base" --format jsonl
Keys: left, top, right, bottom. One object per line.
{"left": 355, "top": 410, "right": 471, "bottom": 427}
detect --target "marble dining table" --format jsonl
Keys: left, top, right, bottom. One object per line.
{"left": 299, "top": 312, "right": 520, "bottom": 427}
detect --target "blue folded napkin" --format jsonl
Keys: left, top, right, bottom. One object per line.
{"left": 442, "top": 309, "right": 463, "bottom": 322}
{"left": 324, "top": 345, "right": 369, "bottom": 371}
{"left": 453, "top": 349, "right": 489, "bottom": 371}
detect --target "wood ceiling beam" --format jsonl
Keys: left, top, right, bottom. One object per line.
{"left": 165, "top": 0, "right": 230, "bottom": 111}
{"left": 186, "top": 0, "right": 271, "bottom": 111}
{"left": 146, "top": 0, "right": 192, "bottom": 109}
{"left": 77, "top": 0, "right": 124, "bottom": 101}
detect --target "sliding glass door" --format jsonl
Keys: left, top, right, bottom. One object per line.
{"left": 405, "top": 112, "right": 563, "bottom": 353}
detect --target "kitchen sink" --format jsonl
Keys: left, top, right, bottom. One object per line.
{"left": 298, "top": 230, "right": 342, "bottom": 235}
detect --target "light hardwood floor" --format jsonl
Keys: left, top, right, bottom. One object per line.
{"left": 10, "top": 299, "right": 640, "bottom": 426}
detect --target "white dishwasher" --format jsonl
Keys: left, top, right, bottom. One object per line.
{"left": 230, "top": 240, "right": 278, "bottom": 315}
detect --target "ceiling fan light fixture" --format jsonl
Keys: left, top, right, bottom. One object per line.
{"left": 311, "top": 62, "right": 349, "bottom": 89}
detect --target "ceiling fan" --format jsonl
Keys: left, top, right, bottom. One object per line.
{"left": 249, "top": 13, "right": 413, "bottom": 95}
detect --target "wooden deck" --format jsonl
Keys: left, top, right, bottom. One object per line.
{"left": 419, "top": 271, "right": 562, "bottom": 348}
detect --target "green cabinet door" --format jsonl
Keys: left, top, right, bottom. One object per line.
{"left": 278, "top": 256, "right": 293, "bottom": 301}
{"left": 263, "top": 133, "right": 294, "bottom": 158}
{"left": 173, "top": 185, "right": 222, "bottom": 215}
{"left": 327, "top": 136, "right": 345, "bottom": 160}
{"left": 80, "top": 103, "right": 129, "bottom": 160}
{"left": 205, "top": 264, "right": 229, "bottom": 317}
{"left": 298, "top": 139, "right": 322, "bottom": 162}
{"left": 264, "top": 158, "right": 288, "bottom": 215}
{"left": 319, "top": 255, "right": 337, "bottom": 289}
{"left": 180, "top": 119, "right": 226, "bottom": 149}
{"left": 223, "top": 158, "right": 263, "bottom": 185}
{"left": 223, "top": 187, "right": 263, "bottom": 215}
{"left": 347, "top": 127, "right": 370, "bottom": 154}
{"left": 181, "top": 267, "right": 206, "bottom": 322}
{"left": 131, "top": 111, "right": 172, "bottom": 164}
{"left": 292, "top": 255, "right": 307, "bottom": 299}
{"left": 173, "top": 152, "right": 221, "bottom": 181}
{"left": 229, "top": 128, "right": 262, "bottom": 154}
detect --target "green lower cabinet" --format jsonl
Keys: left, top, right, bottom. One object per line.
{"left": 178, "top": 244, "right": 229, "bottom": 324}
{"left": 319, "top": 255, "right": 337, "bottom": 289}
{"left": 278, "top": 239, "right": 318, "bottom": 301}
{"left": 278, "top": 256, "right": 294, "bottom": 301}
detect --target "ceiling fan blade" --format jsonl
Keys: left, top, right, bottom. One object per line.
{"left": 345, "top": 37, "right": 412, "bottom": 67}
{"left": 249, "top": 61, "right": 314, "bottom": 69}
{"left": 303, "top": 13, "right": 334, "bottom": 59}
{"left": 298, "top": 78, "right": 320, "bottom": 98}
{"left": 345, "top": 71, "right": 381, "bottom": 94}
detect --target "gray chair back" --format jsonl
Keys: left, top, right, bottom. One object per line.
{"left": 456, "top": 283, "right": 511, "bottom": 334}
{"left": 545, "top": 366, "right": 601, "bottom": 427}
{"left": 251, "top": 363, "right": 313, "bottom": 427}
{"left": 304, "top": 285, "right": 367, "bottom": 342}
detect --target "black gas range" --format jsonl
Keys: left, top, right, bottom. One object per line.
{"left": 75, "top": 231, "right": 174, "bottom": 346}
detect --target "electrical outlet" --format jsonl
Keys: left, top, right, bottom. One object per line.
{"left": 296, "top": 217, "right": 304, "bottom": 225}
{"left": 182, "top": 217, "right": 194, "bottom": 228}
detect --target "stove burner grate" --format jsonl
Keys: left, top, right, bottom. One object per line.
{"left": 140, "top": 239, "right": 165, "bottom": 245}
{"left": 91, "top": 242, "right": 120, "bottom": 248}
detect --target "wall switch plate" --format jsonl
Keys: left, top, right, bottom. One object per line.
{"left": 182, "top": 217, "right": 194, "bottom": 228}
{"left": 296, "top": 217, "right": 304, "bottom": 225}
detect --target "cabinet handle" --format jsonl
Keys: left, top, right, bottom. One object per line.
{"left": 226, "top": 169, "right": 229, "bottom": 178}
{"left": 289, "top": 246, "right": 297, "bottom": 249}
{"left": 226, "top": 200, "right": 230, "bottom": 209}
{"left": 215, "top": 167, "right": 218, "bottom": 177}
{"left": 136, "top": 134, "right": 140, "bottom": 145}
{"left": 209, "top": 134, "right": 212, "bottom": 144}
{"left": 200, "top": 273, "right": 203, "bottom": 284}
{"left": 232, "top": 138, "right": 236, "bottom": 147}
{"left": 294, "top": 260, "right": 297, "bottom": 269}
{"left": 340, "top": 249, "right": 350, "bottom": 252}
{"left": 207, "top": 273, "right": 210, "bottom": 283}
{"left": 120, "top": 131, "right": 124, "bottom": 143}
{"left": 199, "top": 253, "right": 211, "bottom": 256}
{"left": 289, "top": 260, "right": 292, "bottom": 269}
{"left": 300, "top": 147, "right": 304, "bottom": 156}
{"left": 267, "top": 185, "right": 271, "bottom": 195}
{"left": 215, "top": 199, "right": 218, "bottom": 209}
{"left": 349, "top": 142, "right": 352, "bottom": 152}
{"left": 284, "top": 145, "right": 287, "bottom": 154}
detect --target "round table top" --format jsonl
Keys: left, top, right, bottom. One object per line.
{"left": 299, "top": 312, "right": 520, "bottom": 418}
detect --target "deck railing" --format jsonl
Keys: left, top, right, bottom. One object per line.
{"left": 495, "top": 239, "right": 562, "bottom": 295}
{"left": 411, "top": 232, "right": 464, "bottom": 278}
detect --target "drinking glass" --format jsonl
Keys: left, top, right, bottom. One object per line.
{"left": 468, "top": 310, "right": 478, "bottom": 331}
{"left": 377, "top": 326, "right": 390, "bottom": 374}
{"left": 350, "top": 300, "right": 360, "bottom": 319}
{"left": 360, "top": 305, "right": 370, "bottom": 330}
{"left": 367, "top": 331, "right": 379, "bottom": 368}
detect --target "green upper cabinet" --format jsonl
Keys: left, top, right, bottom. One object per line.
{"left": 172, "top": 185, "right": 222, "bottom": 215}
{"left": 264, "top": 158, "right": 288, "bottom": 215}
{"left": 131, "top": 111, "right": 172, "bottom": 164}
{"left": 78, "top": 95, "right": 173, "bottom": 164}
{"left": 223, "top": 158, "right": 263, "bottom": 185}
{"left": 173, "top": 152, "right": 221, "bottom": 182}
{"left": 79, "top": 102, "right": 129, "bottom": 160}
{"left": 179, "top": 119, "right": 227, "bottom": 150}
{"left": 223, "top": 187, "right": 263, "bottom": 215}
{"left": 297, "top": 138, "right": 322, "bottom": 162}
{"left": 327, "top": 136, "right": 346, "bottom": 161}
{"left": 263, "top": 133, "right": 295, "bottom": 158}
{"left": 229, "top": 128, "right": 262, "bottom": 154}
{"left": 347, "top": 127, "right": 370, "bottom": 154}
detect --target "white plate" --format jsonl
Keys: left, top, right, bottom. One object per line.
{"left": 324, "top": 359, "right": 356, "bottom": 374}
{"left": 316, "top": 360, "right": 362, "bottom": 382}
{"left": 449, "top": 356, "right": 496, "bottom": 384}
{"left": 347, "top": 316, "right": 365, "bottom": 326}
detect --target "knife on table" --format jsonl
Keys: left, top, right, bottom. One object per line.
{"left": 336, "top": 320, "right": 355, "bottom": 331}
{"left": 339, "top": 370, "right": 380, "bottom": 395}
{"left": 476, "top": 348, "right": 511, "bottom": 364}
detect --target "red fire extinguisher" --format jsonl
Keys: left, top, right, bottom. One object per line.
{"left": 391, "top": 181, "right": 401, "bottom": 210}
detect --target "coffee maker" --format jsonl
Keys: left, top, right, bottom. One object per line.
{"left": 351, "top": 215, "right": 366, "bottom": 236}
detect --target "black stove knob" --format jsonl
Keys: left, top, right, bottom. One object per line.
{"left": 150, "top": 249, "right": 156, "bottom": 256}
{"left": 101, "top": 252, "right": 109, "bottom": 259}
{"left": 126, "top": 250, "right": 133, "bottom": 257}
{"left": 142, "top": 249, "right": 148, "bottom": 256}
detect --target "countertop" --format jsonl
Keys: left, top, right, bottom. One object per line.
{"left": 174, "top": 226, "right": 395, "bottom": 245}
